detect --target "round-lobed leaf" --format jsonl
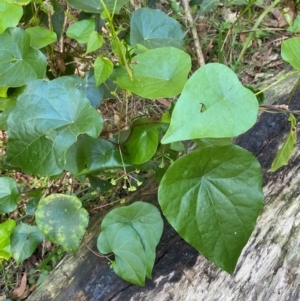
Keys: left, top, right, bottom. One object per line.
{"left": 158, "top": 145, "right": 263, "bottom": 273}
{"left": 162, "top": 63, "right": 258, "bottom": 144}
{"left": 116, "top": 47, "right": 191, "bottom": 99}
{"left": 97, "top": 202, "right": 164, "bottom": 285}
{"left": 281, "top": 37, "right": 300, "bottom": 71}
{"left": 130, "top": 8, "right": 185, "bottom": 49}
{"left": 0, "top": 1, "right": 23, "bottom": 34}
{"left": 35, "top": 194, "right": 89, "bottom": 253}
{"left": 25, "top": 26, "right": 57, "bottom": 49}
{"left": 0, "top": 177, "right": 20, "bottom": 214}
{"left": 0, "top": 28, "right": 47, "bottom": 87}
{"left": 11, "top": 224, "right": 44, "bottom": 264}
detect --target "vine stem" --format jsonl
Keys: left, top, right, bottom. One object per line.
{"left": 181, "top": 0, "right": 205, "bottom": 67}
{"left": 237, "top": 0, "right": 281, "bottom": 62}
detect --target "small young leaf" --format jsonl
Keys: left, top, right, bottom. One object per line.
{"left": 0, "top": 219, "right": 16, "bottom": 262}
{"left": 268, "top": 114, "right": 297, "bottom": 172}
{"left": 86, "top": 31, "right": 103, "bottom": 54}
{"left": 0, "top": 2, "right": 23, "bottom": 34}
{"left": 162, "top": 63, "right": 258, "bottom": 144}
{"left": 116, "top": 47, "right": 191, "bottom": 99}
{"left": 26, "top": 26, "right": 57, "bottom": 49}
{"left": 287, "top": 15, "right": 300, "bottom": 33}
{"left": 66, "top": 19, "right": 95, "bottom": 43}
{"left": 97, "top": 202, "right": 164, "bottom": 285}
{"left": 0, "top": 177, "right": 20, "bottom": 214}
{"left": 35, "top": 194, "right": 89, "bottom": 253}
{"left": 94, "top": 56, "right": 113, "bottom": 86}
{"left": 158, "top": 145, "right": 263, "bottom": 274}
{"left": 88, "top": 176, "right": 113, "bottom": 192}
{"left": 281, "top": 37, "right": 300, "bottom": 71}
{"left": 130, "top": 8, "right": 185, "bottom": 49}
{"left": 11, "top": 224, "right": 44, "bottom": 264}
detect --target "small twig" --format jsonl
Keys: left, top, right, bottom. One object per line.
{"left": 181, "top": 0, "right": 205, "bottom": 67}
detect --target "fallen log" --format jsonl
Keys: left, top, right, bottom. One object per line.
{"left": 27, "top": 72, "right": 300, "bottom": 301}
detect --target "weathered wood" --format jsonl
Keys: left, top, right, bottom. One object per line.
{"left": 28, "top": 72, "right": 300, "bottom": 301}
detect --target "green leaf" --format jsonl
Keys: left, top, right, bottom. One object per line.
{"left": 162, "top": 63, "right": 258, "bottom": 144}
{"left": 94, "top": 56, "right": 113, "bottom": 86}
{"left": 124, "top": 119, "right": 160, "bottom": 164}
{"left": 88, "top": 176, "right": 113, "bottom": 192}
{"left": 268, "top": 114, "right": 297, "bottom": 172}
{"left": 287, "top": 15, "right": 300, "bottom": 33}
{"left": 71, "top": 71, "right": 104, "bottom": 109}
{"left": 0, "top": 219, "right": 16, "bottom": 262}
{"left": 97, "top": 202, "right": 164, "bottom": 285}
{"left": 25, "top": 26, "right": 57, "bottom": 49}
{"left": 11, "top": 224, "right": 44, "bottom": 264}
{"left": 116, "top": 47, "right": 191, "bottom": 99}
{"left": 158, "top": 145, "right": 263, "bottom": 274}
{"left": 86, "top": 31, "right": 103, "bottom": 54}
{"left": 199, "top": 0, "right": 220, "bottom": 15}
{"left": 195, "top": 138, "right": 232, "bottom": 148}
{"left": 6, "top": 77, "right": 103, "bottom": 176}
{"left": 130, "top": 8, "right": 185, "bottom": 50}
{"left": 0, "top": 177, "right": 20, "bottom": 214}
{"left": 281, "top": 37, "right": 300, "bottom": 71}
{"left": 0, "top": 27, "right": 47, "bottom": 87}
{"left": 66, "top": 19, "right": 95, "bottom": 43}
{"left": 0, "top": 1, "right": 23, "bottom": 34}
{"left": 66, "top": 0, "right": 129, "bottom": 13}
{"left": 35, "top": 194, "right": 89, "bottom": 253}
{"left": 65, "top": 135, "right": 131, "bottom": 176}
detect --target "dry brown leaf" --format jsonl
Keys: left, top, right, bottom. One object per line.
{"left": 8, "top": 273, "right": 27, "bottom": 299}
{"left": 156, "top": 98, "right": 171, "bottom": 107}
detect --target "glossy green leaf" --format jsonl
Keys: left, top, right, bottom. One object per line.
{"left": 124, "top": 119, "right": 160, "bottom": 164}
{"left": 35, "top": 194, "right": 89, "bottom": 253}
{"left": 4, "top": 0, "right": 31, "bottom": 4}
{"left": 195, "top": 138, "right": 232, "bottom": 148}
{"left": 158, "top": 145, "right": 263, "bottom": 274}
{"left": 162, "top": 63, "right": 258, "bottom": 144}
{"left": 0, "top": 28, "right": 47, "bottom": 87}
{"left": 269, "top": 114, "right": 297, "bottom": 172}
{"left": 0, "top": 1, "right": 22, "bottom": 34}
{"left": 25, "top": 26, "right": 57, "bottom": 49}
{"left": 130, "top": 8, "right": 185, "bottom": 49}
{"left": 6, "top": 77, "right": 103, "bottom": 176}
{"left": 11, "top": 224, "right": 44, "bottom": 264}
{"left": 281, "top": 37, "right": 300, "bottom": 71}
{"left": 0, "top": 219, "right": 16, "bottom": 262}
{"left": 86, "top": 31, "right": 103, "bottom": 54}
{"left": 66, "top": 0, "right": 129, "bottom": 13}
{"left": 0, "top": 177, "right": 20, "bottom": 214}
{"left": 94, "top": 56, "right": 113, "bottom": 87}
{"left": 116, "top": 47, "right": 191, "bottom": 99}
{"left": 66, "top": 19, "right": 94, "bottom": 43}
{"left": 72, "top": 71, "right": 104, "bottom": 109}
{"left": 65, "top": 135, "right": 131, "bottom": 175}
{"left": 97, "top": 202, "right": 164, "bottom": 285}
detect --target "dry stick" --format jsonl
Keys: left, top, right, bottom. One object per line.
{"left": 181, "top": 0, "right": 205, "bottom": 67}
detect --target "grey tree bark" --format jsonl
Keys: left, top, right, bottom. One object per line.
{"left": 27, "top": 72, "right": 300, "bottom": 301}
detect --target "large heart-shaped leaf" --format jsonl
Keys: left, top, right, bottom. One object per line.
{"left": 162, "top": 63, "right": 258, "bottom": 144}
{"left": 11, "top": 224, "right": 44, "bottom": 264}
{"left": 66, "top": 0, "right": 129, "bottom": 13}
{"left": 116, "top": 47, "right": 191, "bottom": 99}
{"left": 130, "top": 8, "right": 185, "bottom": 49}
{"left": 6, "top": 77, "right": 103, "bottom": 176}
{"left": 0, "top": 219, "right": 16, "bottom": 261}
{"left": 0, "top": 177, "right": 20, "bottom": 214}
{"left": 0, "top": 1, "right": 23, "bottom": 34}
{"left": 158, "top": 145, "right": 263, "bottom": 273}
{"left": 35, "top": 194, "right": 89, "bottom": 253}
{"left": 0, "top": 28, "right": 47, "bottom": 87}
{"left": 281, "top": 37, "right": 300, "bottom": 71}
{"left": 97, "top": 202, "right": 163, "bottom": 285}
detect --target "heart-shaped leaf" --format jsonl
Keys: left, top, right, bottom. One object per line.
{"left": 25, "top": 26, "right": 57, "bottom": 49}
{"left": 11, "top": 224, "right": 44, "bottom": 264}
{"left": 162, "top": 63, "right": 258, "bottom": 144}
{"left": 0, "top": 177, "right": 20, "bottom": 214}
{"left": 0, "top": 219, "right": 16, "bottom": 262}
{"left": 0, "top": 1, "right": 23, "bottom": 34}
{"left": 130, "top": 8, "right": 185, "bottom": 49}
{"left": 66, "top": 19, "right": 95, "bottom": 43}
{"left": 116, "top": 47, "right": 191, "bottom": 99}
{"left": 158, "top": 145, "right": 263, "bottom": 273}
{"left": 0, "top": 28, "right": 47, "bottom": 87}
{"left": 66, "top": 0, "right": 129, "bottom": 13}
{"left": 6, "top": 77, "right": 103, "bottom": 176}
{"left": 97, "top": 202, "right": 164, "bottom": 285}
{"left": 86, "top": 31, "right": 103, "bottom": 54}
{"left": 35, "top": 194, "right": 89, "bottom": 253}
{"left": 281, "top": 37, "right": 300, "bottom": 71}
{"left": 94, "top": 56, "right": 113, "bottom": 86}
